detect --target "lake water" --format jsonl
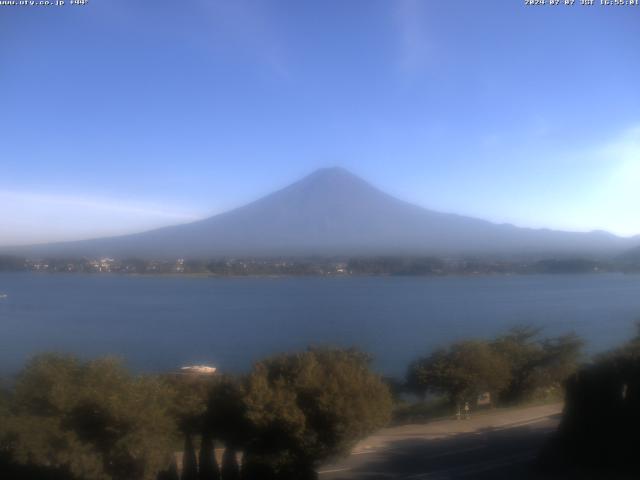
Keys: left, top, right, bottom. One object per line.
{"left": 1, "top": 273, "right": 640, "bottom": 377}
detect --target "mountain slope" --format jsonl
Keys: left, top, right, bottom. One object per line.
{"left": 618, "top": 245, "right": 640, "bottom": 266}
{"left": 7, "top": 168, "right": 639, "bottom": 258}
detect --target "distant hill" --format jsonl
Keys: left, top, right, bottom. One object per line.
{"left": 5, "top": 168, "right": 639, "bottom": 259}
{"left": 618, "top": 245, "right": 640, "bottom": 267}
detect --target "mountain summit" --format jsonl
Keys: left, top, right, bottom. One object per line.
{"left": 9, "top": 168, "right": 638, "bottom": 258}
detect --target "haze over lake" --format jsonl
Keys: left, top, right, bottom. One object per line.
{"left": 1, "top": 272, "right": 639, "bottom": 377}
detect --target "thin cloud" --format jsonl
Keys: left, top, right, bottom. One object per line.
{"left": 0, "top": 190, "right": 201, "bottom": 220}
{"left": 0, "top": 190, "right": 204, "bottom": 246}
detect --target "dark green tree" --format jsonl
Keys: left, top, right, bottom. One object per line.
{"left": 157, "top": 461, "right": 180, "bottom": 480}
{"left": 0, "top": 354, "right": 179, "bottom": 480}
{"left": 198, "top": 433, "right": 220, "bottom": 480}
{"left": 221, "top": 448, "right": 240, "bottom": 480}
{"left": 406, "top": 340, "right": 511, "bottom": 406}
{"left": 492, "top": 327, "right": 583, "bottom": 403}
{"left": 181, "top": 434, "right": 198, "bottom": 480}
{"left": 205, "top": 376, "right": 249, "bottom": 448}
{"left": 539, "top": 330, "right": 640, "bottom": 475}
{"left": 490, "top": 326, "right": 546, "bottom": 403}
{"left": 164, "top": 372, "right": 218, "bottom": 434}
{"left": 241, "top": 347, "right": 392, "bottom": 478}
{"left": 202, "top": 376, "right": 245, "bottom": 480}
{"left": 164, "top": 371, "right": 219, "bottom": 480}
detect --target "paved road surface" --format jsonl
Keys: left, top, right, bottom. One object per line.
{"left": 319, "top": 403, "right": 562, "bottom": 480}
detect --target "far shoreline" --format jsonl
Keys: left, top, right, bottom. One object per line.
{"left": 1, "top": 270, "right": 639, "bottom": 280}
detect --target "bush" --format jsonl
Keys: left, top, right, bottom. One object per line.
{"left": 241, "top": 347, "right": 392, "bottom": 477}
{"left": 407, "top": 340, "right": 511, "bottom": 406}
{"left": 0, "top": 354, "right": 179, "bottom": 480}
{"left": 492, "top": 327, "right": 583, "bottom": 404}
{"left": 406, "top": 328, "right": 583, "bottom": 408}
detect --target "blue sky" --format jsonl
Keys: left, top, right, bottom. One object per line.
{"left": 1, "top": 0, "right": 639, "bottom": 245}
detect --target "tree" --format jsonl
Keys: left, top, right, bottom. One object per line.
{"left": 0, "top": 381, "right": 9, "bottom": 420}
{"left": 241, "top": 347, "right": 392, "bottom": 478}
{"left": 539, "top": 331, "right": 640, "bottom": 475}
{"left": 198, "top": 432, "right": 220, "bottom": 480}
{"left": 205, "top": 376, "right": 249, "bottom": 448}
{"left": 0, "top": 255, "right": 25, "bottom": 271}
{"left": 164, "top": 371, "right": 221, "bottom": 480}
{"left": 0, "top": 354, "right": 179, "bottom": 480}
{"left": 181, "top": 434, "right": 198, "bottom": 480}
{"left": 538, "top": 333, "right": 583, "bottom": 383}
{"left": 157, "top": 462, "right": 180, "bottom": 480}
{"left": 406, "top": 340, "right": 511, "bottom": 406}
{"left": 220, "top": 448, "right": 240, "bottom": 480}
{"left": 407, "top": 328, "right": 584, "bottom": 408}
{"left": 201, "top": 376, "right": 246, "bottom": 480}
{"left": 165, "top": 372, "right": 219, "bottom": 434}
{"left": 490, "top": 326, "right": 545, "bottom": 403}
{"left": 491, "top": 327, "right": 583, "bottom": 404}
{"left": 598, "top": 321, "right": 640, "bottom": 361}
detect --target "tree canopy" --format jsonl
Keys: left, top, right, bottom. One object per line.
{"left": 492, "top": 327, "right": 583, "bottom": 403}
{"left": 407, "top": 340, "right": 511, "bottom": 405}
{"left": 539, "top": 327, "right": 640, "bottom": 475}
{"left": 0, "top": 354, "right": 179, "bottom": 480}
{"left": 406, "top": 327, "right": 583, "bottom": 406}
{"left": 240, "top": 347, "right": 392, "bottom": 478}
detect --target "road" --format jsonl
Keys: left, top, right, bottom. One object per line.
{"left": 318, "top": 403, "right": 563, "bottom": 480}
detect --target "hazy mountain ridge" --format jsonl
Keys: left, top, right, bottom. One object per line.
{"left": 5, "top": 168, "right": 639, "bottom": 259}
{"left": 618, "top": 244, "right": 640, "bottom": 265}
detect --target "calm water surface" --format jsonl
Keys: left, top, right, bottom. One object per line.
{"left": 1, "top": 273, "right": 639, "bottom": 376}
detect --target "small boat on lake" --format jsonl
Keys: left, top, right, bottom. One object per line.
{"left": 179, "top": 365, "right": 216, "bottom": 375}
{"left": 0, "top": 293, "right": 7, "bottom": 299}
